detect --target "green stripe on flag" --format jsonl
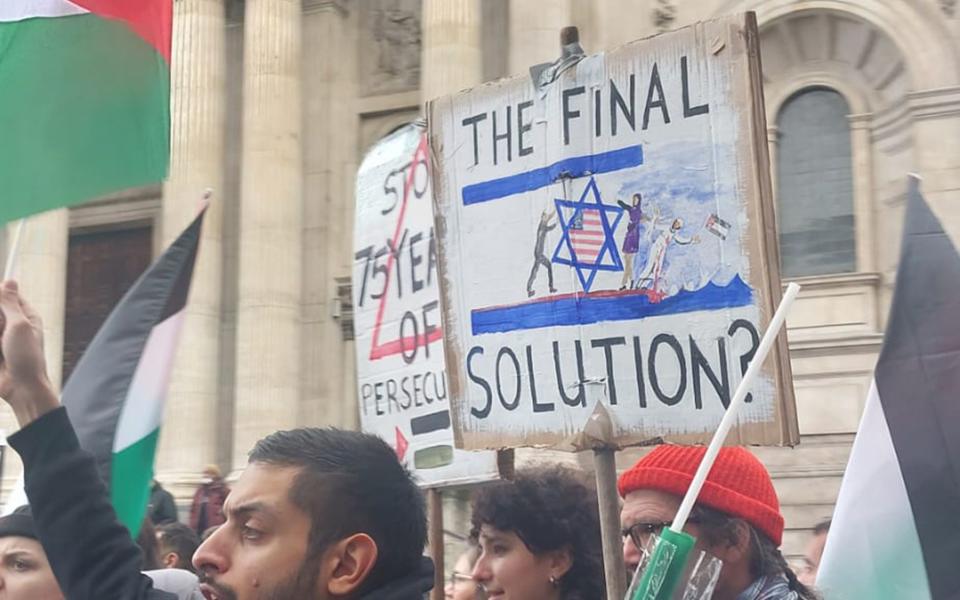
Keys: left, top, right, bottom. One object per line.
{"left": 817, "top": 385, "right": 932, "bottom": 599}
{"left": 818, "top": 517, "right": 928, "bottom": 599}
{"left": 0, "top": 13, "right": 169, "bottom": 223}
{"left": 110, "top": 427, "right": 161, "bottom": 537}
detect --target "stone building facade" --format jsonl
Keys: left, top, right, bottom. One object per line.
{"left": 2, "top": 0, "right": 959, "bottom": 562}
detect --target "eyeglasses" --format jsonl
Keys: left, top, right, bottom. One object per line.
{"left": 622, "top": 518, "right": 699, "bottom": 551}
{"left": 450, "top": 570, "right": 474, "bottom": 588}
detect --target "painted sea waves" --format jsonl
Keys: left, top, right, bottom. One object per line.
{"left": 472, "top": 275, "right": 753, "bottom": 335}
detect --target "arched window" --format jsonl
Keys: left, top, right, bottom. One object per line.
{"left": 776, "top": 87, "right": 855, "bottom": 278}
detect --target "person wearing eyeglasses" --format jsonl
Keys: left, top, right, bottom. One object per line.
{"left": 469, "top": 466, "right": 604, "bottom": 600}
{"left": 445, "top": 543, "right": 484, "bottom": 600}
{"left": 618, "top": 445, "right": 820, "bottom": 600}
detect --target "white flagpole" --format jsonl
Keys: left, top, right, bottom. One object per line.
{"left": 3, "top": 219, "right": 26, "bottom": 280}
{"left": 1, "top": 219, "right": 27, "bottom": 512}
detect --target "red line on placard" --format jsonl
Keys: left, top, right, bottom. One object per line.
{"left": 368, "top": 135, "right": 442, "bottom": 361}
{"left": 369, "top": 328, "right": 445, "bottom": 360}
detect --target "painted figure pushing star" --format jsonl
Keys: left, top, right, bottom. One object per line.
{"left": 526, "top": 208, "right": 558, "bottom": 297}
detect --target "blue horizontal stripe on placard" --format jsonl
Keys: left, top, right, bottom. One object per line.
{"left": 470, "top": 276, "right": 753, "bottom": 335}
{"left": 461, "top": 145, "right": 644, "bottom": 205}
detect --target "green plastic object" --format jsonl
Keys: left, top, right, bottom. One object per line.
{"left": 630, "top": 528, "right": 696, "bottom": 600}
{"left": 413, "top": 445, "right": 454, "bottom": 469}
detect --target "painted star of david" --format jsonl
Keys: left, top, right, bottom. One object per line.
{"left": 551, "top": 177, "right": 624, "bottom": 293}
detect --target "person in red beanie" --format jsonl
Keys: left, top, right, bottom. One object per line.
{"left": 618, "top": 445, "right": 819, "bottom": 600}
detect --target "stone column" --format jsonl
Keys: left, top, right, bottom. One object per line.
{"left": 1, "top": 211, "right": 68, "bottom": 500}
{"left": 909, "top": 87, "right": 960, "bottom": 244}
{"left": 9, "top": 211, "right": 69, "bottom": 389}
{"left": 233, "top": 0, "right": 303, "bottom": 469}
{"left": 421, "top": 0, "right": 482, "bottom": 103}
{"left": 300, "top": 2, "right": 359, "bottom": 432}
{"left": 157, "top": 0, "right": 226, "bottom": 490}
{"left": 508, "top": 0, "right": 572, "bottom": 75}
{"left": 589, "top": 0, "right": 653, "bottom": 50}
{"left": 848, "top": 114, "right": 875, "bottom": 273}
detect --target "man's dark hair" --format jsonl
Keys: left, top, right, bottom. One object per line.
{"left": 157, "top": 522, "right": 201, "bottom": 573}
{"left": 135, "top": 517, "right": 161, "bottom": 571}
{"left": 812, "top": 519, "right": 831, "bottom": 536}
{"left": 249, "top": 427, "right": 427, "bottom": 592}
{"left": 693, "top": 504, "right": 820, "bottom": 600}
{"left": 469, "top": 466, "right": 605, "bottom": 600}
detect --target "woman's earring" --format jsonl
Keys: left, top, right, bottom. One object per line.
{"left": 549, "top": 575, "right": 559, "bottom": 586}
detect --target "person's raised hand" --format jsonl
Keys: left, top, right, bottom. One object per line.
{"left": 0, "top": 280, "right": 59, "bottom": 426}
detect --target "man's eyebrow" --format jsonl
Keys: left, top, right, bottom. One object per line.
{"left": 226, "top": 501, "right": 276, "bottom": 520}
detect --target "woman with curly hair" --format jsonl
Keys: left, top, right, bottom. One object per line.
{"left": 469, "top": 466, "right": 605, "bottom": 600}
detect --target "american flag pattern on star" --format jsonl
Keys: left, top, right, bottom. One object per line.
{"left": 569, "top": 208, "right": 606, "bottom": 263}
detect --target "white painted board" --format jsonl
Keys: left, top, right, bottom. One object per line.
{"left": 353, "top": 122, "right": 501, "bottom": 486}
{"left": 429, "top": 14, "right": 798, "bottom": 450}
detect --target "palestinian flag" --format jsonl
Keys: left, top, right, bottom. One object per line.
{"left": 61, "top": 208, "right": 205, "bottom": 537}
{"left": 0, "top": 0, "right": 171, "bottom": 224}
{"left": 817, "top": 176, "right": 960, "bottom": 599}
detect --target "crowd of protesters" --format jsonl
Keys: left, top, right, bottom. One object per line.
{"left": 0, "top": 277, "right": 826, "bottom": 599}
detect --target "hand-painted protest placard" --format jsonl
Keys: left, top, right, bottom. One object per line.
{"left": 353, "top": 122, "right": 501, "bottom": 486}
{"left": 429, "top": 14, "right": 798, "bottom": 450}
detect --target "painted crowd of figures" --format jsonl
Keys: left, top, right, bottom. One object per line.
{"left": 527, "top": 192, "right": 705, "bottom": 299}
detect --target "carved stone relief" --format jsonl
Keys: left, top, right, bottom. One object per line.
{"left": 941, "top": 0, "right": 956, "bottom": 18}
{"left": 359, "top": 0, "right": 421, "bottom": 96}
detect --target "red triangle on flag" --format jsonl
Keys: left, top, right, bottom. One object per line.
{"left": 73, "top": 0, "right": 173, "bottom": 62}
{"left": 394, "top": 427, "right": 409, "bottom": 462}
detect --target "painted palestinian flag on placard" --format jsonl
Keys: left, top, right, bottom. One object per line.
{"left": 61, "top": 209, "right": 205, "bottom": 537}
{"left": 817, "top": 176, "right": 960, "bottom": 600}
{"left": 705, "top": 214, "right": 730, "bottom": 240}
{"left": 0, "top": 0, "right": 171, "bottom": 224}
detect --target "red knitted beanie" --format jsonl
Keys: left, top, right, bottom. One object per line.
{"left": 617, "top": 445, "right": 784, "bottom": 546}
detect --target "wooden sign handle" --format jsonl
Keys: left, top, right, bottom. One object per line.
{"left": 428, "top": 488, "right": 445, "bottom": 600}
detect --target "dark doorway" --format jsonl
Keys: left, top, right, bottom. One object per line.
{"left": 63, "top": 226, "right": 152, "bottom": 382}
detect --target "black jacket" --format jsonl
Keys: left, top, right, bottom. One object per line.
{"left": 359, "top": 557, "right": 434, "bottom": 600}
{"left": 9, "top": 407, "right": 174, "bottom": 600}
{"left": 148, "top": 482, "right": 178, "bottom": 526}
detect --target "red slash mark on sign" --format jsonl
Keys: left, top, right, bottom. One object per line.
{"left": 394, "top": 427, "right": 409, "bottom": 461}
{"left": 368, "top": 134, "right": 444, "bottom": 360}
